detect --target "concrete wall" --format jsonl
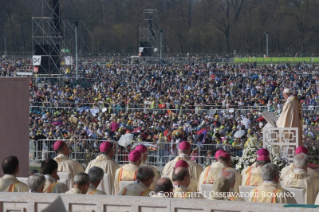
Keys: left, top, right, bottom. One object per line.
{"left": 0, "top": 78, "right": 29, "bottom": 177}
{"left": 0, "top": 193, "right": 317, "bottom": 212}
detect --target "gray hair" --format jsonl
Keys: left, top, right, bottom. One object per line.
{"left": 172, "top": 167, "right": 189, "bottom": 182}
{"left": 28, "top": 173, "right": 45, "bottom": 192}
{"left": 88, "top": 166, "right": 104, "bottom": 183}
{"left": 74, "top": 172, "right": 90, "bottom": 186}
{"left": 261, "top": 163, "right": 279, "bottom": 181}
{"left": 293, "top": 153, "right": 309, "bottom": 168}
{"left": 219, "top": 169, "right": 235, "bottom": 185}
{"left": 136, "top": 166, "right": 155, "bottom": 182}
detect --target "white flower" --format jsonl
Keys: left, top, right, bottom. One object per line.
{"left": 249, "top": 159, "right": 255, "bottom": 163}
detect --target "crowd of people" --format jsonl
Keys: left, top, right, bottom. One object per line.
{"left": 2, "top": 141, "right": 319, "bottom": 204}
{"left": 23, "top": 58, "right": 319, "bottom": 166}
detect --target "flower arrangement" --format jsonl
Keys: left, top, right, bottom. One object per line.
{"left": 233, "top": 141, "right": 257, "bottom": 172}
{"left": 266, "top": 145, "right": 285, "bottom": 171}
{"left": 232, "top": 141, "right": 286, "bottom": 172}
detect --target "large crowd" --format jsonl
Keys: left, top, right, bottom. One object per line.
{"left": 2, "top": 57, "right": 319, "bottom": 162}
{"left": 1, "top": 56, "right": 319, "bottom": 206}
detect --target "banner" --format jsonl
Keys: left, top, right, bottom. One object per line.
{"left": 65, "top": 56, "right": 73, "bottom": 65}
{"left": 32, "top": 56, "right": 41, "bottom": 66}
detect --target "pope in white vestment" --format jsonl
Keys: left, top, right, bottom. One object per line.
{"left": 276, "top": 88, "right": 303, "bottom": 147}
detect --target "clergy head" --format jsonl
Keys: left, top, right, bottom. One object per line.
{"left": 261, "top": 163, "right": 279, "bottom": 183}
{"left": 155, "top": 178, "right": 173, "bottom": 197}
{"left": 257, "top": 148, "right": 269, "bottom": 157}
{"left": 2, "top": 156, "right": 19, "bottom": 176}
{"left": 256, "top": 155, "right": 271, "bottom": 168}
{"left": 28, "top": 173, "right": 45, "bottom": 193}
{"left": 218, "top": 152, "right": 231, "bottom": 167}
{"left": 88, "top": 166, "right": 104, "bottom": 189}
{"left": 215, "top": 149, "right": 225, "bottom": 160}
{"left": 136, "top": 166, "right": 155, "bottom": 188}
{"left": 175, "top": 160, "right": 189, "bottom": 169}
{"left": 172, "top": 167, "right": 191, "bottom": 187}
{"left": 53, "top": 140, "right": 70, "bottom": 155}
{"left": 218, "top": 169, "right": 235, "bottom": 189}
{"left": 128, "top": 150, "right": 142, "bottom": 166}
{"left": 135, "top": 145, "right": 148, "bottom": 162}
{"left": 283, "top": 88, "right": 293, "bottom": 100}
{"left": 100, "top": 141, "right": 114, "bottom": 158}
{"left": 293, "top": 153, "right": 309, "bottom": 170}
{"left": 295, "top": 146, "right": 308, "bottom": 155}
{"left": 73, "top": 173, "right": 90, "bottom": 194}
{"left": 41, "top": 158, "right": 59, "bottom": 181}
{"left": 211, "top": 177, "right": 231, "bottom": 199}
{"left": 178, "top": 141, "right": 191, "bottom": 156}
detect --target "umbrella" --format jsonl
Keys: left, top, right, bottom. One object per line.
{"left": 256, "top": 116, "right": 265, "bottom": 122}
{"left": 52, "top": 121, "right": 63, "bottom": 126}
{"left": 118, "top": 133, "right": 134, "bottom": 147}
{"left": 132, "top": 127, "right": 141, "bottom": 133}
{"left": 234, "top": 130, "right": 246, "bottom": 138}
{"left": 251, "top": 75, "right": 259, "bottom": 80}
{"left": 197, "top": 128, "right": 207, "bottom": 135}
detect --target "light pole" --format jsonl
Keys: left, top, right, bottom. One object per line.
{"left": 160, "top": 30, "right": 163, "bottom": 61}
{"left": 74, "top": 21, "right": 78, "bottom": 80}
{"left": 265, "top": 32, "right": 269, "bottom": 57}
{"left": 3, "top": 34, "right": 7, "bottom": 58}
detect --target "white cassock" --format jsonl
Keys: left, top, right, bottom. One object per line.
{"left": 281, "top": 168, "right": 319, "bottom": 204}
{"left": 173, "top": 185, "right": 204, "bottom": 199}
{"left": 198, "top": 162, "right": 242, "bottom": 193}
{"left": 161, "top": 153, "right": 203, "bottom": 192}
{"left": 280, "top": 163, "right": 319, "bottom": 181}
{"left": 248, "top": 181, "right": 296, "bottom": 203}
{"left": 117, "top": 181, "right": 152, "bottom": 197}
{"left": 114, "top": 163, "right": 139, "bottom": 195}
{"left": 85, "top": 154, "right": 119, "bottom": 194}
{"left": 276, "top": 95, "right": 303, "bottom": 147}
{"left": 54, "top": 154, "right": 84, "bottom": 186}
{"left": 0, "top": 175, "right": 28, "bottom": 192}
{"left": 140, "top": 162, "right": 160, "bottom": 191}
{"left": 43, "top": 175, "right": 68, "bottom": 193}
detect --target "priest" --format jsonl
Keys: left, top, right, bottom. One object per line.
{"left": 161, "top": 141, "right": 203, "bottom": 192}
{"left": 85, "top": 141, "right": 119, "bottom": 194}
{"left": 135, "top": 144, "right": 160, "bottom": 191}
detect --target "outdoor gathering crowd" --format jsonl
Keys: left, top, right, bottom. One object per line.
{"left": 2, "top": 140, "right": 319, "bottom": 204}
{"left": 23, "top": 58, "right": 319, "bottom": 164}
{"left": 1, "top": 56, "right": 319, "bottom": 204}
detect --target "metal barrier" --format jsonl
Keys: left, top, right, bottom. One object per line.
{"left": 30, "top": 140, "right": 244, "bottom": 170}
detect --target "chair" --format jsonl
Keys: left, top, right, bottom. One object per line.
{"left": 17, "top": 177, "right": 28, "bottom": 186}
{"left": 284, "top": 187, "right": 305, "bottom": 204}
{"left": 239, "top": 186, "right": 255, "bottom": 201}
{"left": 119, "top": 181, "right": 134, "bottom": 191}
{"left": 96, "top": 174, "right": 111, "bottom": 195}
{"left": 57, "top": 178, "right": 69, "bottom": 189}
{"left": 200, "top": 184, "right": 214, "bottom": 199}
{"left": 58, "top": 172, "right": 71, "bottom": 188}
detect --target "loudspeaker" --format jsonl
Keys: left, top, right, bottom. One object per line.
{"left": 140, "top": 42, "right": 152, "bottom": 56}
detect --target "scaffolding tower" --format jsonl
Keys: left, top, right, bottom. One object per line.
{"left": 138, "top": 9, "right": 162, "bottom": 57}
{"left": 32, "top": 0, "right": 93, "bottom": 75}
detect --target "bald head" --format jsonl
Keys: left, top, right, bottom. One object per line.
{"left": 219, "top": 169, "right": 235, "bottom": 186}
{"left": 172, "top": 167, "right": 189, "bottom": 182}
{"left": 293, "top": 153, "right": 309, "bottom": 169}
{"left": 155, "top": 178, "right": 173, "bottom": 194}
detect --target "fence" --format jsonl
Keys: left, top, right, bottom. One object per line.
{"left": 30, "top": 139, "right": 245, "bottom": 171}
